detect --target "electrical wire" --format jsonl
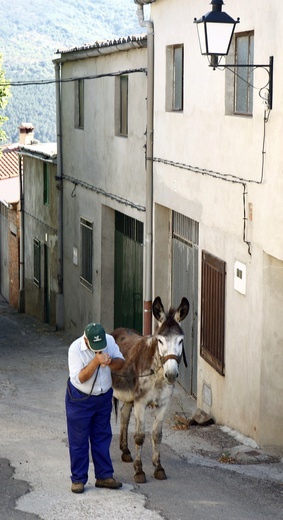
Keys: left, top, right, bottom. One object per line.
{"left": 63, "top": 173, "right": 146, "bottom": 212}
{"left": 0, "top": 68, "right": 147, "bottom": 87}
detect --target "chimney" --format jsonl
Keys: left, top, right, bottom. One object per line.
{"left": 18, "top": 123, "right": 35, "bottom": 145}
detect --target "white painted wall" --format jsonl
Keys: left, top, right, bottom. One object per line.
{"left": 151, "top": 0, "right": 283, "bottom": 448}
{"left": 57, "top": 42, "right": 147, "bottom": 337}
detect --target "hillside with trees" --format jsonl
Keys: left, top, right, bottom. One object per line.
{"left": 0, "top": 0, "right": 143, "bottom": 143}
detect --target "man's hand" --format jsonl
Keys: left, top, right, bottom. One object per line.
{"left": 98, "top": 352, "right": 112, "bottom": 367}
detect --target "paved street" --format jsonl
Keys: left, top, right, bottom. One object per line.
{"left": 0, "top": 297, "right": 282, "bottom": 520}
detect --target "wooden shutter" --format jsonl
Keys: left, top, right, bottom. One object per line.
{"left": 201, "top": 251, "right": 226, "bottom": 375}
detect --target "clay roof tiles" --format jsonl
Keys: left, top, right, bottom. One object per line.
{"left": 0, "top": 144, "right": 20, "bottom": 180}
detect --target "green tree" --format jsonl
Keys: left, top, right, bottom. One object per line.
{"left": 0, "top": 54, "right": 11, "bottom": 147}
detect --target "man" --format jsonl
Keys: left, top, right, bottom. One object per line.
{"left": 65, "top": 323, "right": 125, "bottom": 493}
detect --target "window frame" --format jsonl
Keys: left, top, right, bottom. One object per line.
{"left": 75, "top": 78, "right": 84, "bottom": 129}
{"left": 43, "top": 162, "right": 50, "bottom": 206}
{"left": 80, "top": 217, "right": 93, "bottom": 290}
{"left": 33, "top": 238, "right": 41, "bottom": 287}
{"left": 118, "top": 75, "right": 128, "bottom": 137}
{"left": 166, "top": 44, "right": 184, "bottom": 112}
{"left": 234, "top": 32, "right": 254, "bottom": 116}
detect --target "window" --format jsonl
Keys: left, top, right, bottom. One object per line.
{"left": 80, "top": 218, "right": 93, "bottom": 290}
{"left": 115, "top": 75, "right": 128, "bottom": 136}
{"left": 166, "top": 44, "right": 184, "bottom": 112}
{"left": 33, "top": 238, "right": 41, "bottom": 287}
{"left": 234, "top": 33, "right": 254, "bottom": 115}
{"left": 200, "top": 251, "right": 226, "bottom": 375}
{"left": 173, "top": 46, "right": 184, "bottom": 111}
{"left": 120, "top": 76, "right": 128, "bottom": 136}
{"left": 75, "top": 79, "right": 84, "bottom": 128}
{"left": 43, "top": 162, "right": 50, "bottom": 205}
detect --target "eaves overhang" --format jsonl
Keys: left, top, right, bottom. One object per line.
{"left": 18, "top": 143, "right": 57, "bottom": 164}
{"left": 53, "top": 34, "right": 147, "bottom": 64}
{"left": 134, "top": 0, "right": 156, "bottom": 4}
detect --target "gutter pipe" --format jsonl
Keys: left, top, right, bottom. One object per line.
{"left": 134, "top": 0, "right": 154, "bottom": 334}
{"left": 54, "top": 62, "right": 64, "bottom": 329}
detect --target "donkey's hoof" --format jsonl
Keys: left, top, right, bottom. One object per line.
{"left": 122, "top": 452, "right": 133, "bottom": 463}
{"left": 134, "top": 471, "right": 146, "bottom": 484}
{"left": 154, "top": 468, "right": 167, "bottom": 480}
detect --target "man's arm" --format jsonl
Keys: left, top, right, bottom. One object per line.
{"left": 109, "top": 357, "right": 125, "bottom": 371}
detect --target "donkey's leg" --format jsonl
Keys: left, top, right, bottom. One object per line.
{"left": 133, "top": 401, "right": 146, "bottom": 483}
{"left": 151, "top": 404, "right": 168, "bottom": 480}
{"left": 120, "top": 402, "right": 133, "bottom": 463}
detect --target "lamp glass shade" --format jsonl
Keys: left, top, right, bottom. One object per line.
{"left": 196, "top": 20, "right": 236, "bottom": 56}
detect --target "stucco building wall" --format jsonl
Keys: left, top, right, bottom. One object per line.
{"left": 23, "top": 155, "right": 58, "bottom": 325}
{"left": 57, "top": 42, "right": 147, "bottom": 337}
{"left": 150, "top": 0, "right": 283, "bottom": 447}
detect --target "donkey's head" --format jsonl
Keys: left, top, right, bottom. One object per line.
{"left": 153, "top": 297, "right": 190, "bottom": 384}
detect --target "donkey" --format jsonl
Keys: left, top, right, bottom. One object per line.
{"left": 112, "top": 296, "right": 190, "bottom": 483}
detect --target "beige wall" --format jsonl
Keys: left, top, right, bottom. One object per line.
{"left": 151, "top": 0, "right": 283, "bottom": 448}
{"left": 24, "top": 157, "right": 58, "bottom": 325}
{"left": 260, "top": 253, "right": 283, "bottom": 447}
{"left": 59, "top": 44, "right": 147, "bottom": 337}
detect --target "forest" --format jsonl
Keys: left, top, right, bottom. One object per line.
{"left": 0, "top": 0, "right": 143, "bottom": 143}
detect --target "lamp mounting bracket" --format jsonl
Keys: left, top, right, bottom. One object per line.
{"left": 210, "top": 56, "right": 274, "bottom": 110}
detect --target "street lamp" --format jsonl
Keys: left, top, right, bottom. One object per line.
{"left": 194, "top": 0, "right": 239, "bottom": 69}
{"left": 194, "top": 0, "right": 274, "bottom": 109}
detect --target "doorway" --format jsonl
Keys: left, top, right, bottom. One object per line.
{"left": 114, "top": 211, "right": 143, "bottom": 333}
{"left": 172, "top": 212, "right": 199, "bottom": 396}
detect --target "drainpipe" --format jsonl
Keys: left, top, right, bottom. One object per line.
{"left": 135, "top": 0, "right": 154, "bottom": 335}
{"left": 18, "top": 154, "right": 25, "bottom": 312}
{"left": 54, "top": 62, "right": 64, "bottom": 329}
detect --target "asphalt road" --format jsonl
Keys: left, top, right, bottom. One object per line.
{"left": 0, "top": 299, "right": 282, "bottom": 520}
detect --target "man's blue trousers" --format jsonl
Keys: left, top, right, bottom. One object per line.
{"left": 65, "top": 381, "right": 114, "bottom": 484}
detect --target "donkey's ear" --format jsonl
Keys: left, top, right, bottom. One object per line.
{"left": 174, "top": 297, "right": 190, "bottom": 323}
{"left": 152, "top": 296, "right": 166, "bottom": 323}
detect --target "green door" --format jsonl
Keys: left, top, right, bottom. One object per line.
{"left": 114, "top": 212, "right": 143, "bottom": 333}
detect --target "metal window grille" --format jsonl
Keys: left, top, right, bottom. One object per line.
{"left": 33, "top": 238, "right": 41, "bottom": 287}
{"left": 80, "top": 218, "right": 93, "bottom": 290}
{"left": 173, "top": 211, "right": 199, "bottom": 245}
{"left": 115, "top": 211, "right": 143, "bottom": 245}
{"left": 200, "top": 251, "right": 226, "bottom": 375}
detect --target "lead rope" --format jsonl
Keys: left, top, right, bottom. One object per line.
{"left": 67, "top": 365, "right": 101, "bottom": 401}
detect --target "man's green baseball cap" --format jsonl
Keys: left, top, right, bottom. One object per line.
{"left": 84, "top": 323, "right": 107, "bottom": 351}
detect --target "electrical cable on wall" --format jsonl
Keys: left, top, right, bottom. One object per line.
{"left": 152, "top": 104, "right": 270, "bottom": 256}
{"left": 0, "top": 68, "right": 147, "bottom": 87}
{"left": 63, "top": 173, "right": 146, "bottom": 212}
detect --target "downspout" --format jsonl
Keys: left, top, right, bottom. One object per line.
{"left": 54, "top": 62, "right": 64, "bottom": 329}
{"left": 18, "top": 154, "right": 25, "bottom": 312}
{"left": 135, "top": 0, "right": 154, "bottom": 335}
